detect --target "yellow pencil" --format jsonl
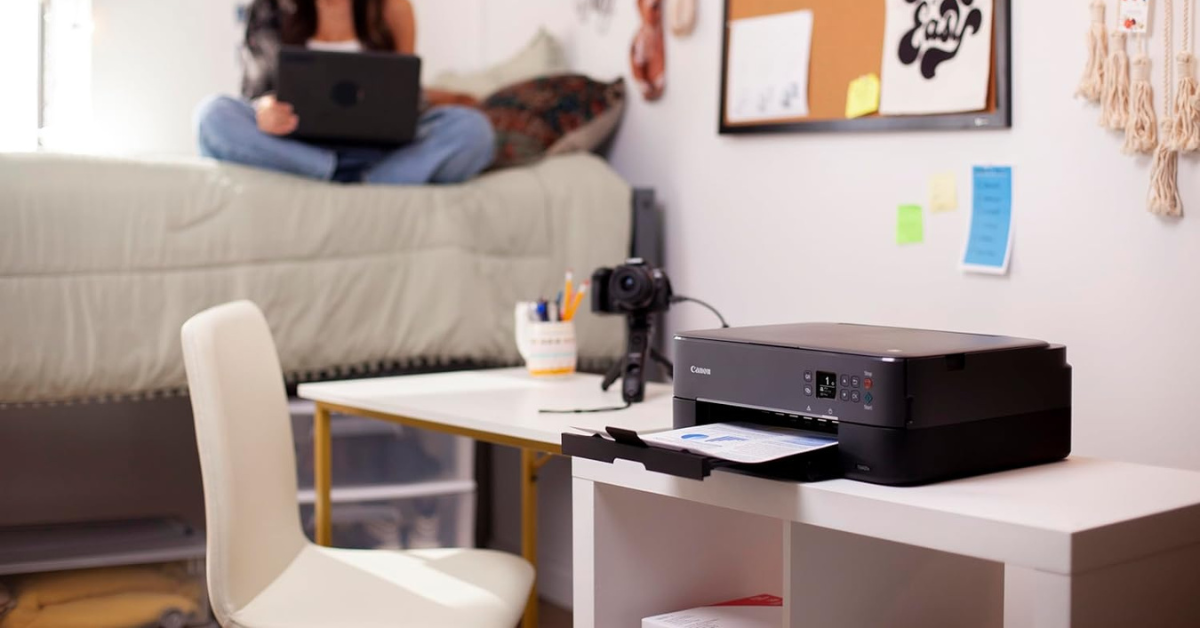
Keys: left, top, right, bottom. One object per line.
{"left": 564, "top": 270, "right": 574, "bottom": 317}
{"left": 565, "top": 281, "right": 589, "bottom": 321}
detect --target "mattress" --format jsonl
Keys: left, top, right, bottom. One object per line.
{"left": 0, "top": 152, "right": 630, "bottom": 404}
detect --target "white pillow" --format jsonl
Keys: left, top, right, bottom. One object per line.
{"left": 427, "top": 29, "right": 568, "bottom": 100}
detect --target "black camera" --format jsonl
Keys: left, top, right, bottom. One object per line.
{"left": 591, "top": 259, "right": 674, "bottom": 404}
{"left": 592, "top": 259, "right": 673, "bottom": 316}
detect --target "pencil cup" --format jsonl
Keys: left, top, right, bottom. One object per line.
{"left": 514, "top": 306, "right": 577, "bottom": 377}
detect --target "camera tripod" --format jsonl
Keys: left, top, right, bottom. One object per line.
{"left": 600, "top": 311, "right": 674, "bottom": 403}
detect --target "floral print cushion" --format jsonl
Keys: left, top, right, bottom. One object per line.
{"left": 482, "top": 75, "right": 626, "bottom": 169}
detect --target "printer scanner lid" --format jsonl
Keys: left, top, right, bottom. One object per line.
{"left": 675, "top": 323, "right": 1048, "bottom": 359}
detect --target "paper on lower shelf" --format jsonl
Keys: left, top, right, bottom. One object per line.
{"left": 639, "top": 422, "right": 836, "bottom": 465}
{"left": 643, "top": 593, "right": 783, "bottom": 628}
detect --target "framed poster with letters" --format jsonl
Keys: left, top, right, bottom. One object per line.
{"left": 718, "top": 0, "right": 1012, "bottom": 134}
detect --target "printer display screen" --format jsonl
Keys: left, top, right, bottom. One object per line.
{"left": 816, "top": 371, "right": 837, "bottom": 399}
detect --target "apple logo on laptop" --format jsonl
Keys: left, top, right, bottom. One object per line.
{"left": 331, "top": 81, "right": 365, "bottom": 108}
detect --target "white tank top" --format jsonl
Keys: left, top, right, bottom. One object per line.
{"left": 306, "top": 39, "right": 364, "bottom": 53}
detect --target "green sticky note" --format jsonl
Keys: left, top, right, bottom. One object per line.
{"left": 896, "top": 204, "right": 924, "bottom": 244}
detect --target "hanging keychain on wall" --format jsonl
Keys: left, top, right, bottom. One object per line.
{"left": 1124, "top": 0, "right": 1159, "bottom": 153}
{"left": 576, "top": 0, "right": 616, "bottom": 34}
{"left": 1168, "top": 0, "right": 1199, "bottom": 151}
{"left": 1149, "top": 0, "right": 1183, "bottom": 216}
{"left": 1078, "top": 0, "right": 1110, "bottom": 102}
{"left": 668, "top": 0, "right": 697, "bottom": 37}
{"left": 631, "top": 0, "right": 666, "bottom": 101}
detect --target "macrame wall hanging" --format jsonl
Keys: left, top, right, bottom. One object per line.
{"left": 1079, "top": 1, "right": 1109, "bottom": 102}
{"left": 1081, "top": 0, "right": 1190, "bottom": 216}
{"left": 1149, "top": 0, "right": 1183, "bottom": 216}
{"left": 1124, "top": 25, "right": 1159, "bottom": 153}
{"left": 1102, "top": 21, "right": 1131, "bottom": 128}
{"left": 1168, "top": 0, "right": 1199, "bottom": 151}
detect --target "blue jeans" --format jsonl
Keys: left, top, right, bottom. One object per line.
{"left": 194, "top": 95, "right": 496, "bottom": 185}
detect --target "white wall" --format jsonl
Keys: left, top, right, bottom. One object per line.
{"left": 85, "top": 0, "right": 487, "bottom": 156}
{"left": 90, "top": 0, "right": 243, "bottom": 155}
{"left": 461, "top": 0, "right": 1200, "bottom": 608}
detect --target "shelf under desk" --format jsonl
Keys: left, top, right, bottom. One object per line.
{"left": 0, "top": 518, "right": 205, "bottom": 577}
{"left": 572, "top": 456, "right": 1200, "bottom": 628}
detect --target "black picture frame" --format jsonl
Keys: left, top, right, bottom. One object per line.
{"left": 717, "top": 0, "right": 1013, "bottom": 135}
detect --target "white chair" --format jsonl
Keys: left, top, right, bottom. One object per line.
{"left": 181, "top": 301, "right": 533, "bottom": 627}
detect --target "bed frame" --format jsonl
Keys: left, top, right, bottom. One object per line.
{"left": 0, "top": 189, "right": 662, "bottom": 576}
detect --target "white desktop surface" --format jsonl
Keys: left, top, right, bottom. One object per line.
{"left": 298, "top": 368, "right": 675, "bottom": 448}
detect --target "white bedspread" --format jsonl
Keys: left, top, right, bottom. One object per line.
{"left": 0, "top": 152, "right": 630, "bottom": 404}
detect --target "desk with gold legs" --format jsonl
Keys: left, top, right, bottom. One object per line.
{"left": 298, "top": 369, "right": 674, "bottom": 628}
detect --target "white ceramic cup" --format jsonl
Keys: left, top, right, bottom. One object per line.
{"left": 514, "top": 305, "right": 578, "bottom": 377}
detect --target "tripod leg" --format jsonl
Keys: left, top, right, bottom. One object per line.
{"left": 650, "top": 348, "right": 674, "bottom": 379}
{"left": 601, "top": 357, "right": 625, "bottom": 392}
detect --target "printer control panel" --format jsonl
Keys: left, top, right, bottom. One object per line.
{"left": 802, "top": 370, "right": 872, "bottom": 406}
{"left": 674, "top": 337, "right": 907, "bottom": 429}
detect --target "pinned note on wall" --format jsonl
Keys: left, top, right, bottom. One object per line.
{"left": 845, "top": 73, "right": 881, "bottom": 119}
{"left": 962, "top": 166, "right": 1014, "bottom": 275}
{"left": 896, "top": 204, "right": 924, "bottom": 245}
{"left": 929, "top": 173, "right": 958, "bottom": 212}
{"left": 1118, "top": 0, "right": 1149, "bottom": 33}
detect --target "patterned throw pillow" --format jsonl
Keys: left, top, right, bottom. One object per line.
{"left": 482, "top": 75, "right": 627, "bottom": 169}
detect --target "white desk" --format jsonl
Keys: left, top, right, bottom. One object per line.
{"left": 573, "top": 457, "right": 1200, "bottom": 627}
{"left": 298, "top": 368, "right": 674, "bottom": 628}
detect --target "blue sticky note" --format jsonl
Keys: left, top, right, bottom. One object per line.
{"left": 963, "top": 166, "right": 1013, "bottom": 274}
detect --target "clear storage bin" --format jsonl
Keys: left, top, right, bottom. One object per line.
{"left": 288, "top": 399, "right": 476, "bottom": 550}
{"left": 289, "top": 400, "right": 473, "bottom": 490}
{"left": 299, "top": 493, "right": 473, "bottom": 549}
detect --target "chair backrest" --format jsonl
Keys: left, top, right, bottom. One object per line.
{"left": 181, "top": 301, "right": 307, "bottom": 623}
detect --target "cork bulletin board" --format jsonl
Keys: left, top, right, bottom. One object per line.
{"left": 718, "top": 0, "right": 1012, "bottom": 134}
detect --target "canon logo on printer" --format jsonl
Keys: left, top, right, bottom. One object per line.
{"left": 689, "top": 366, "right": 712, "bottom": 375}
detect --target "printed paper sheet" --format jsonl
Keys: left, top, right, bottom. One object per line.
{"left": 639, "top": 422, "right": 837, "bottom": 465}
{"left": 725, "top": 10, "right": 815, "bottom": 123}
{"left": 879, "top": 0, "right": 995, "bottom": 115}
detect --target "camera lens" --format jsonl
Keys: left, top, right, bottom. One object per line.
{"left": 611, "top": 266, "right": 654, "bottom": 310}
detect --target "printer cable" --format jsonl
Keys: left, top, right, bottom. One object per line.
{"left": 539, "top": 402, "right": 633, "bottom": 414}
{"left": 671, "top": 295, "right": 730, "bottom": 328}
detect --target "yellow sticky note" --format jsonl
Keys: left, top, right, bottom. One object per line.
{"left": 930, "top": 172, "right": 958, "bottom": 212}
{"left": 896, "top": 205, "right": 924, "bottom": 245}
{"left": 845, "top": 73, "right": 881, "bottom": 119}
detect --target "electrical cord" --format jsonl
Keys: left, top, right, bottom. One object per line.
{"left": 539, "top": 402, "right": 632, "bottom": 414}
{"left": 672, "top": 295, "right": 731, "bottom": 328}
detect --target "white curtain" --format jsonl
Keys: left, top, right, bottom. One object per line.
{"left": 40, "top": 0, "right": 94, "bottom": 151}
{"left": 0, "top": 0, "right": 41, "bottom": 151}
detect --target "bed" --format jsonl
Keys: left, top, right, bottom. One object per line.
{"left": 0, "top": 151, "right": 651, "bottom": 406}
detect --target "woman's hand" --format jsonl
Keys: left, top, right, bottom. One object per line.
{"left": 254, "top": 94, "right": 299, "bottom": 136}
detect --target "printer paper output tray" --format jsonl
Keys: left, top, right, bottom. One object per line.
{"left": 561, "top": 429, "right": 841, "bottom": 483}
